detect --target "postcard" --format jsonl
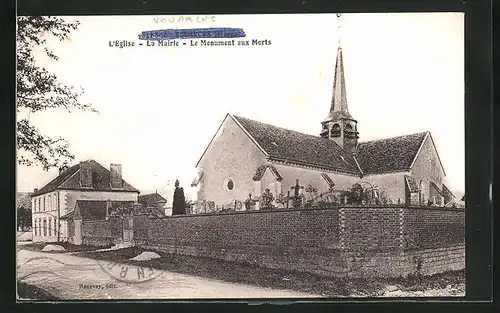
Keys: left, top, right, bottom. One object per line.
{"left": 16, "top": 12, "right": 465, "bottom": 300}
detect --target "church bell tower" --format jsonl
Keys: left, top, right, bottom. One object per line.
{"left": 320, "top": 14, "right": 359, "bottom": 154}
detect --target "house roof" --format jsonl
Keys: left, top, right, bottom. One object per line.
{"left": 31, "top": 160, "right": 140, "bottom": 197}
{"left": 232, "top": 115, "right": 360, "bottom": 174}
{"left": 355, "top": 132, "right": 428, "bottom": 175}
{"left": 138, "top": 193, "right": 167, "bottom": 207}
{"left": 60, "top": 200, "right": 135, "bottom": 220}
{"left": 59, "top": 210, "right": 75, "bottom": 220}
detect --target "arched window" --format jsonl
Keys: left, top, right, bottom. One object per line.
{"left": 43, "top": 219, "right": 47, "bottom": 236}
{"left": 344, "top": 123, "right": 356, "bottom": 139}
{"left": 49, "top": 218, "right": 52, "bottom": 236}
{"left": 330, "top": 124, "right": 341, "bottom": 137}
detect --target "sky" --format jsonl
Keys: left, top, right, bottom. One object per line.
{"left": 16, "top": 13, "right": 465, "bottom": 202}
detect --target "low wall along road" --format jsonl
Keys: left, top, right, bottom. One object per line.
{"left": 80, "top": 206, "right": 465, "bottom": 278}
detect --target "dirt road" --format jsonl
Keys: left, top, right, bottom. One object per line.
{"left": 17, "top": 246, "right": 318, "bottom": 300}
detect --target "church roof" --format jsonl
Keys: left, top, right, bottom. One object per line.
{"left": 356, "top": 132, "right": 428, "bottom": 175}
{"left": 233, "top": 115, "right": 360, "bottom": 174}
{"left": 197, "top": 114, "right": 442, "bottom": 179}
{"left": 31, "top": 159, "right": 140, "bottom": 197}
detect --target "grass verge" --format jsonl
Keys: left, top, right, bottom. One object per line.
{"left": 77, "top": 247, "right": 465, "bottom": 297}
{"left": 17, "top": 281, "right": 60, "bottom": 301}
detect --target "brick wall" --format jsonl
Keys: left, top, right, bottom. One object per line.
{"left": 109, "top": 217, "right": 122, "bottom": 239}
{"left": 402, "top": 207, "right": 465, "bottom": 249}
{"left": 81, "top": 220, "right": 114, "bottom": 247}
{"left": 103, "top": 205, "right": 464, "bottom": 278}
{"left": 83, "top": 220, "right": 112, "bottom": 237}
{"left": 341, "top": 207, "right": 403, "bottom": 251}
{"left": 132, "top": 215, "right": 149, "bottom": 241}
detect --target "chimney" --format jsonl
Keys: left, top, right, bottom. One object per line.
{"left": 110, "top": 163, "right": 123, "bottom": 188}
{"left": 59, "top": 163, "right": 69, "bottom": 175}
{"left": 33, "top": 188, "right": 38, "bottom": 193}
{"left": 79, "top": 161, "right": 92, "bottom": 187}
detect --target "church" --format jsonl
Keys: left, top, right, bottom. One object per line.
{"left": 192, "top": 42, "right": 455, "bottom": 213}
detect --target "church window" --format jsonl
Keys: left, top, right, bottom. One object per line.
{"left": 330, "top": 124, "right": 341, "bottom": 137}
{"left": 227, "top": 180, "right": 235, "bottom": 191}
{"left": 345, "top": 124, "right": 356, "bottom": 139}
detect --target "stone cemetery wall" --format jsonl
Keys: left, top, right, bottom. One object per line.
{"left": 130, "top": 205, "right": 464, "bottom": 278}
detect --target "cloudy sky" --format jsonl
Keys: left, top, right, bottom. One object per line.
{"left": 16, "top": 13, "right": 465, "bottom": 201}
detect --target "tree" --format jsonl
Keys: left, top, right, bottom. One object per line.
{"left": 17, "top": 206, "right": 32, "bottom": 230}
{"left": 172, "top": 180, "right": 186, "bottom": 215}
{"left": 17, "top": 16, "right": 98, "bottom": 170}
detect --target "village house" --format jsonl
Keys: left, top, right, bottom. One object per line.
{"left": 192, "top": 44, "right": 455, "bottom": 212}
{"left": 138, "top": 192, "right": 169, "bottom": 216}
{"left": 30, "top": 159, "right": 140, "bottom": 242}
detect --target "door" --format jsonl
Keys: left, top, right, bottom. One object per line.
{"left": 123, "top": 217, "right": 134, "bottom": 242}
{"left": 74, "top": 220, "right": 82, "bottom": 245}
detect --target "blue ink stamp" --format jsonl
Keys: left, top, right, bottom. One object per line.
{"left": 138, "top": 27, "right": 246, "bottom": 41}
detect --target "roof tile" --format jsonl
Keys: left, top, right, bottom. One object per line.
{"left": 233, "top": 115, "right": 360, "bottom": 174}
{"left": 138, "top": 193, "right": 168, "bottom": 207}
{"left": 356, "top": 132, "right": 428, "bottom": 174}
{"left": 31, "top": 160, "right": 139, "bottom": 197}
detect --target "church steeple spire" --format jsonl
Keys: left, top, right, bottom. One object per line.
{"left": 327, "top": 45, "right": 351, "bottom": 119}
{"left": 320, "top": 13, "right": 359, "bottom": 154}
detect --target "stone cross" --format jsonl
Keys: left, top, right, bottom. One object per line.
{"left": 291, "top": 179, "right": 304, "bottom": 198}
{"left": 290, "top": 179, "right": 305, "bottom": 208}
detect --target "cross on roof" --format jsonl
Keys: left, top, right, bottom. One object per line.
{"left": 336, "top": 13, "right": 343, "bottom": 45}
